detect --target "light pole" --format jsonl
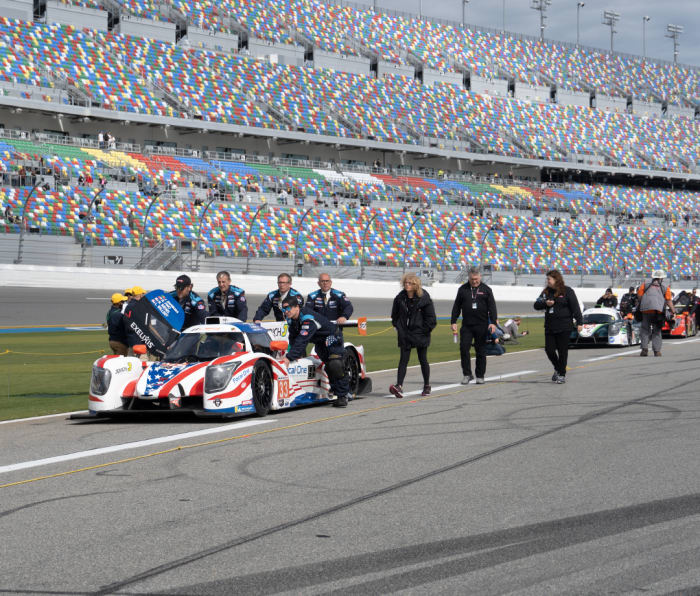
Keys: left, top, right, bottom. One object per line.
{"left": 602, "top": 10, "right": 620, "bottom": 53}
{"left": 530, "top": 0, "right": 551, "bottom": 41}
{"left": 360, "top": 212, "right": 379, "bottom": 279}
{"left": 244, "top": 203, "right": 268, "bottom": 274}
{"left": 194, "top": 195, "right": 216, "bottom": 271}
{"left": 576, "top": 2, "right": 585, "bottom": 47}
{"left": 502, "top": 0, "right": 506, "bottom": 31}
{"left": 139, "top": 190, "right": 162, "bottom": 264}
{"left": 14, "top": 180, "right": 51, "bottom": 264}
{"left": 666, "top": 24, "right": 683, "bottom": 64}
{"left": 78, "top": 187, "right": 107, "bottom": 268}
{"left": 402, "top": 214, "right": 424, "bottom": 273}
{"left": 292, "top": 207, "right": 314, "bottom": 273}
{"left": 642, "top": 15, "right": 650, "bottom": 58}
{"left": 418, "top": 0, "right": 422, "bottom": 18}
{"left": 462, "top": 0, "right": 469, "bottom": 27}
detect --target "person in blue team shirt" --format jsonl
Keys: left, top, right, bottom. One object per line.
{"left": 207, "top": 270, "right": 247, "bottom": 321}
{"left": 170, "top": 274, "right": 206, "bottom": 330}
{"left": 306, "top": 273, "right": 353, "bottom": 328}
{"left": 253, "top": 273, "right": 304, "bottom": 322}
{"left": 279, "top": 295, "right": 351, "bottom": 408}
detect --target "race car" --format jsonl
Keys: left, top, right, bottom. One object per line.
{"left": 661, "top": 305, "right": 697, "bottom": 338}
{"left": 89, "top": 317, "right": 372, "bottom": 417}
{"left": 570, "top": 307, "right": 640, "bottom": 347}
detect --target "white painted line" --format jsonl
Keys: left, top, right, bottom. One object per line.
{"left": 0, "top": 419, "right": 272, "bottom": 475}
{"left": 0, "top": 411, "right": 88, "bottom": 425}
{"left": 581, "top": 349, "right": 638, "bottom": 362}
{"left": 382, "top": 370, "right": 538, "bottom": 398}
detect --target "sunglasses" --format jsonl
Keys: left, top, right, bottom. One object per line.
{"left": 281, "top": 306, "right": 293, "bottom": 313}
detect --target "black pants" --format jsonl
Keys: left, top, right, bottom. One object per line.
{"left": 397, "top": 346, "right": 430, "bottom": 386}
{"left": 314, "top": 337, "right": 350, "bottom": 396}
{"left": 460, "top": 325, "right": 488, "bottom": 378}
{"left": 545, "top": 331, "right": 570, "bottom": 376}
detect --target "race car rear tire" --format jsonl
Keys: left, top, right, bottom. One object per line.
{"left": 252, "top": 361, "right": 273, "bottom": 417}
{"left": 344, "top": 348, "right": 360, "bottom": 397}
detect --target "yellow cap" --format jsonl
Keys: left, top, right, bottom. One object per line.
{"left": 124, "top": 288, "right": 133, "bottom": 296}
{"left": 111, "top": 293, "right": 127, "bottom": 305}
{"left": 130, "top": 286, "right": 147, "bottom": 296}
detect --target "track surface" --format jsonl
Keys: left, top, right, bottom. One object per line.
{"left": 0, "top": 287, "right": 536, "bottom": 327}
{"left": 1, "top": 339, "right": 699, "bottom": 594}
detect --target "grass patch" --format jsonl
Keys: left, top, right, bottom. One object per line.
{"left": 0, "top": 318, "right": 544, "bottom": 421}
{"left": 0, "top": 331, "right": 106, "bottom": 421}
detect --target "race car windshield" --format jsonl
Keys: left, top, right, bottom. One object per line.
{"left": 163, "top": 332, "right": 246, "bottom": 362}
{"left": 583, "top": 313, "right": 616, "bottom": 324}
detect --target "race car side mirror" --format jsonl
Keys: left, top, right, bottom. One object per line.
{"left": 270, "top": 340, "right": 288, "bottom": 352}
{"left": 133, "top": 344, "right": 147, "bottom": 355}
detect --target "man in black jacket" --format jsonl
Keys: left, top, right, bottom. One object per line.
{"left": 595, "top": 288, "right": 618, "bottom": 309}
{"left": 450, "top": 267, "right": 498, "bottom": 384}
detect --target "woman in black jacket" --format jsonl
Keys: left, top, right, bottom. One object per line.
{"left": 534, "top": 269, "right": 583, "bottom": 384}
{"left": 390, "top": 273, "right": 437, "bottom": 398}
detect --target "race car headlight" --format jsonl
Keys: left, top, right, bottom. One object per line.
{"left": 609, "top": 323, "right": 621, "bottom": 335}
{"left": 90, "top": 366, "right": 112, "bottom": 396}
{"left": 205, "top": 361, "right": 240, "bottom": 393}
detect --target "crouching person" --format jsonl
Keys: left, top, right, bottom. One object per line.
{"left": 280, "top": 296, "right": 351, "bottom": 408}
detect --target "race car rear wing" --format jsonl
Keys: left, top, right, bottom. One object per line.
{"left": 252, "top": 317, "right": 367, "bottom": 341}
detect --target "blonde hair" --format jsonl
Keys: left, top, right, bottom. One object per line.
{"left": 400, "top": 273, "right": 423, "bottom": 298}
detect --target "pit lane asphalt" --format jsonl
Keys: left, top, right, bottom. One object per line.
{"left": 0, "top": 287, "right": 536, "bottom": 327}
{"left": 1, "top": 338, "right": 699, "bottom": 594}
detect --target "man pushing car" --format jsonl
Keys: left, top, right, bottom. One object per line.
{"left": 278, "top": 295, "right": 351, "bottom": 408}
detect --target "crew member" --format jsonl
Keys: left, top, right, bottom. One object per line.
{"left": 170, "top": 274, "right": 206, "bottom": 330}
{"left": 595, "top": 288, "right": 618, "bottom": 309}
{"left": 253, "top": 273, "right": 304, "bottom": 322}
{"left": 107, "top": 293, "right": 128, "bottom": 355}
{"left": 280, "top": 296, "right": 351, "bottom": 408}
{"left": 306, "top": 273, "right": 353, "bottom": 328}
{"left": 637, "top": 270, "right": 675, "bottom": 357}
{"left": 207, "top": 270, "right": 247, "bottom": 320}
{"left": 619, "top": 286, "right": 638, "bottom": 317}
{"left": 450, "top": 266, "right": 498, "bottom": 385}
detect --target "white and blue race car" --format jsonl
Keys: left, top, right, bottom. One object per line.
{"left": 570, "top": 307, "right": 641, "bottom": 347}
{"left": 89, "top": 317, "right": 371, "bottom": 417}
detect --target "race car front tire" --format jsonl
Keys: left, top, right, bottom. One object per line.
{"left": 252, "top": 361, "right": 273, "bottom": 417}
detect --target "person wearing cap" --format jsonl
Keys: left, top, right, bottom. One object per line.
{"left": 595, "top": 288, "right": 618, "bottom": 309}
{"left": 280, "top": 295, "right": 351, "bottom": 408}
{"left": 253, "top": 273, "right": 304, "bottom": 322}
{"left": 107, "top": 293, "right": 128, "bottom": 355}
{"left": 637, "top": 270, "right": 675, "bottom": 357}
{"left": 207, "top": 271, "right": 247, "bottom": 321}
{"left": 306, "top": 273, "right": 353, "bottom": 328}
{"left": 170, "top": 274, "right": 206, "bottom": 330}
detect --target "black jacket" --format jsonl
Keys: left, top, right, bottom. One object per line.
{"left": 287, "top": 306, "right": 339, "bottom": 361}
{"left": 450, "top": 282, "right": 497, "bottom": 327}
{"left": 534, "top": 286, "right": 583, "bottom": 334}
{"left": 595, "top": 294, "right": 618, "bottom": 308}
{"left": 391, "top": 290, "right": 437, "bottom": 348}
{"left": 619, "top": 292, "right": 638, "bottom": 316}
{"left": 107, "top": 306, "right": 127, "bottom": 344}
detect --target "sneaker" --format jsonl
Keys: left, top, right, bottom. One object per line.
{"left": 461, "top": 375, "right": 474, "bottom": 385}
{"left": 475, "top": 378, "right": 485, "bottom": 384}
{"left": 389, "top": 384, "right": 403, "bottom": 399}
{"left": 421, "top": 385, "right": 431, "bottom": 396}
{"left": 555, "top": 375, "right": 566, "bottom": 384}
{"left": 640, "top": 349, "right": 648, "bottom": 357}
{"left": 654, "top": 351, "right": 662, "bottom": 357}
{"left": 551, "top": 372, "right": 558, "bottom": 382}
{"left": 334, "top": 394, "right": 348, "bottom": 407}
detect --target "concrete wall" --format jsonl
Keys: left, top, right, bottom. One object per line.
{"left": 513, "top": 82, "right": 550, "bottom": 104}
{"left": 46, "top": 1, "right": 108, "bottom": 31}
{"left": 666, "top": 105, "right": 696, "bottom": 120}
{"left": 470, "top": 75, "right": 508, "bottom": 98}
{"left": 377, "top": 61, "right": 414, "bottom": 80}
{"left": 184, "top": 27, "right": 238, "bottom": 53}
{"left": 0, "top": 0, "right": 32, "bottom": 21}
{"left": 118, "top": 15, "right": 176, "bottom": 44}
{"left": 314, "top": 50, "right": 370, "bottom": 76}
{"left": 595, "top": 93, "right": 628, "bottom": 114}
{"left": 557, "top": 89, "right": 590, "bottom": 108}
{"left": 423, "top": 69, "right": 462, "bottom": 88}
{"left": 630, "top": 99, "right": 662, "bottom": 118}
{"left": 248, "top": 38, "right": 305, "bottom": 67}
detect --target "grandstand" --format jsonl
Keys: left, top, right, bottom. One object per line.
{"left": 0, "top": 0, "right": 698, "bottom": 283}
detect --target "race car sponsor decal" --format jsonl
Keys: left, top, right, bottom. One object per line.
{"left": 277, "top": 378, "right": 290, "bottom": 405}
{"left": 144, "top": 363, "right": 188, "bottom": 395}
{"left": 114, "top": 362, "right": 133, "bottom": 375}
